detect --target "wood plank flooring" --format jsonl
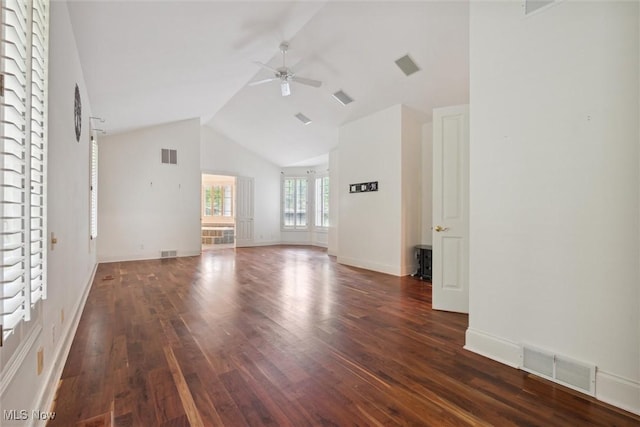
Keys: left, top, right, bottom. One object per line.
{"left": 48, "top": 246, "right": 639, "bottom": 426}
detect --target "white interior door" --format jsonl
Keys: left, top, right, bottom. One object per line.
{"left": 235, "top": 176, "right": 254, "bottom": 246}
{"left": 432, "top": 105, "right": 469, "bottom": 313}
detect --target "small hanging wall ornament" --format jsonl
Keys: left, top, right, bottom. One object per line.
{"left": 74, "top": 84, "right": 82, "bottom": 142}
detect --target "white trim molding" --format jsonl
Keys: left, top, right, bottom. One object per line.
{"left": 464, "top": 327, "right": 522, "bottom": 369}
{"left": 34, "top": 263, "right": 98, "bottom": 427}
{"left": 595, "top": 370, "right": 640, "bottom": 416}
{"left": 465, "top": 327, "right": 640, "bottom": 416}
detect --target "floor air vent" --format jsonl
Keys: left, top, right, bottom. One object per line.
{"left": 160, "top": 250, "right": 177, "bottom": 258}
{"left": 522, "top": 345, "right": 596, "bottom": 396}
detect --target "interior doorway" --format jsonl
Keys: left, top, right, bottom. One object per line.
{"left": 201, "top": 174, "right": 236, "bottom": 250}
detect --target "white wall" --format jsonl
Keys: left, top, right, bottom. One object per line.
{"left": 200, "top": 126, "right": 281, "bottom": 245}
{"left": 0, "top": 2, "right": 98, "bottom": 424}
{"left": 467, "top": 0, "right": 639, "bottom": 414}
{"left": 400, "top": 106, "right": 423, "bottom": 275}
{"left": 338, "top": 105, "right": 404, "bottom": 275}
{"left": 328, "top": 149, "right": 339, "bottom": 256}
{"left": 421, "top": 122, "right": 433, "bottom": 245}
{"left": 98, "top": 119, "right": 201, "bottom": 261}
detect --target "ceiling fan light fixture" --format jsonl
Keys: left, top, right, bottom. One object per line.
{"left": 395, "top": 54, "right": 420, "bottom": 76}
{"left": 332, "top": 90, "right": 354, "bottom": 106}
{"left": 281, "top": 80, "right": 291, "bottom": 97}
{"left": 295, "top": 113, "right": 312, "bottom": 125}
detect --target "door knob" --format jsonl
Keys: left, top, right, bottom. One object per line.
{"left": 433, "top": 225, "right": 449, "bottom": 232}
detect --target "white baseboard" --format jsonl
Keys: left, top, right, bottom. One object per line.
{"left": 98, "top": 250, "right": 200, "bottom": 263}
{"left": 337, "top": 256, "right": 401, "bottom": 276}
{"left": 465, "top": 327, "right": 640, "bottom": 416}
{"left": 464, "top": 327, "right": 522, "bottom": 369}
{"left": 236, "top": 241, "right": 329, "bottom": 249}
{"left": 235, "top": 240, "right": 281, "bottom": 248}
{"left": 33, "top": 262, "right": 98, "bottom": 427}
{"left": 596, "top": 370, "right": 640, "bottom": 416}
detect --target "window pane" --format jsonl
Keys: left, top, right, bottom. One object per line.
{"left": 314, "top": 177, "right": 329, "bottom": 228}
{"left": 223, "top": 185, "right": 232, "bottom": 217}
{"left": 213, "top": 185, "right": 222, "bottom": 216}
{"left": 204, "top": 188, "right": 212, "bottom": 216}
{"left": 323, "top": 177, "right": 330, "bottom": 227}
{"left": 283, "top": 179, "right": 295, "bottom": 226}
{"left": 296, "top": 179, "right": 307, "bottom": 226}
{"left": 315, "top": 178, "right": 322, "bottom": 227}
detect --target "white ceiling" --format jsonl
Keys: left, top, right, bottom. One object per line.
{"left": 66, "top": 1, "right": 469, "bottom": 167}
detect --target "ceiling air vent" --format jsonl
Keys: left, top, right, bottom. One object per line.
{"left": 295, "top": 113, "right": 312, "bottom": 125}
{"left": 524, "top": 0, "right": 555, "bottom": 15}
{"left": 161, "top": 148, "right": 177, "bottom": 165}
{"left": 332, "top": 90, "right": 354, "bottom": 106}
{"left": 395, "top": 54, "right": 420, "bottom": 76}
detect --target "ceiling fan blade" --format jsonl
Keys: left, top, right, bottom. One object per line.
{"left": 291, "top": 76, "right": 322, "bottom": 88}
{"left": 249, "top": 77, "right": 279, "bottom": 86}
{"left": 253, "top": 61, "right": 279, "bottom": 74}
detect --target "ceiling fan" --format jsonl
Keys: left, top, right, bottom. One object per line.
{"left": 249, "top": 42, "right": 322, "bottom": 97}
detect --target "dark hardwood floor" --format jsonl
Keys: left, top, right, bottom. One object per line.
{"left": 49, "top": 246, "right": 639, "bottom": 426}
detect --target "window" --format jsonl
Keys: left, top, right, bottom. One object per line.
{"left": 315, "top": 176, "right": 329, "bottom": 228}
{"left": 283, "top": 177, "right": 307, "bottom": 229}
{"left": 1, "top": 0, "right": 50, "bottom": 341}
{"left": 90, "top": 135, "right": 98, "bottom": 238}
{"left": 203, "top": 184, "right": 233, "bottom": 218}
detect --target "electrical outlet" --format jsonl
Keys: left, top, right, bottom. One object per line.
{"left": 52, "top": 325, "right": 56, "bottom": 345}
{"left": 37, "top": 347, "right": 44, "bottom": 375}
{"left": 61, "top": 309, "right": 65, "bottom": 324}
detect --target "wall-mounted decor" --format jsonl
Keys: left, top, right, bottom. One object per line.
{"left": 349, "top": 181, "right": 378, "bottom": 193}
{"left": 74, "top": 84, "right": 81, "bottom": 142}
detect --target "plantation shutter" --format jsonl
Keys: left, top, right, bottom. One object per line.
{"left": 90, "top": 135, "right": 98, "bottom": 239}
{"left": 29, "top": 0, "right": 48, "bottom": 305}
{"left": 1, "top": 0, "right": 49, "bottom": 341}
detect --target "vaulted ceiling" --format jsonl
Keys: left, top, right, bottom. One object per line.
{"left": 66, "top": 1, "right": 469, "bottom": 167}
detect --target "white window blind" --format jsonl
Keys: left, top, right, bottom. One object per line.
{"left": 1, "top": 0, "right": 49, "bottom": 341}
{"left": 90, "top": 135, "right": 98, "bottom": 239}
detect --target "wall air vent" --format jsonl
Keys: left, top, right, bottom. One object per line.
{"left": 332, "top": 90, "right": 354, "bottom": 106}
{"left": 395, "top": 54, "right": 420, "bottom": 76}
{"left": 295, "top": 113, "right": 312, "bottom": 125}
{"left": 524, "top": 0, "right": 555, "bottom": 15}
{"left": 521, "top": 344, "right": 596, "bottom": 396}
{"left": 160, "top": 250, "right": 177, "bottom": 258}
{"left": 161, "top": 148, "right": 177, "bottom": 165}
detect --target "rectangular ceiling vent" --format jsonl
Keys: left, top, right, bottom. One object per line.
{"left": 295, "top": 113, "right": 312, "bottom": 125}
{"left": 161, "top": 148, "right": 177, "bottom": 165}
{"left": 332, "top": 90, "right": 354, "bottom": 106}
{"left": 395, "top": 54, "right": 420, "bottom": 76}
{"left": 160, "top": 250, "right": 177, "bottom": 258}
{"left": 521, "top": 344, "right": 596, "bottom": 396}
{"left": 524, "top": 0, "right": 555, "bottom": 15}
